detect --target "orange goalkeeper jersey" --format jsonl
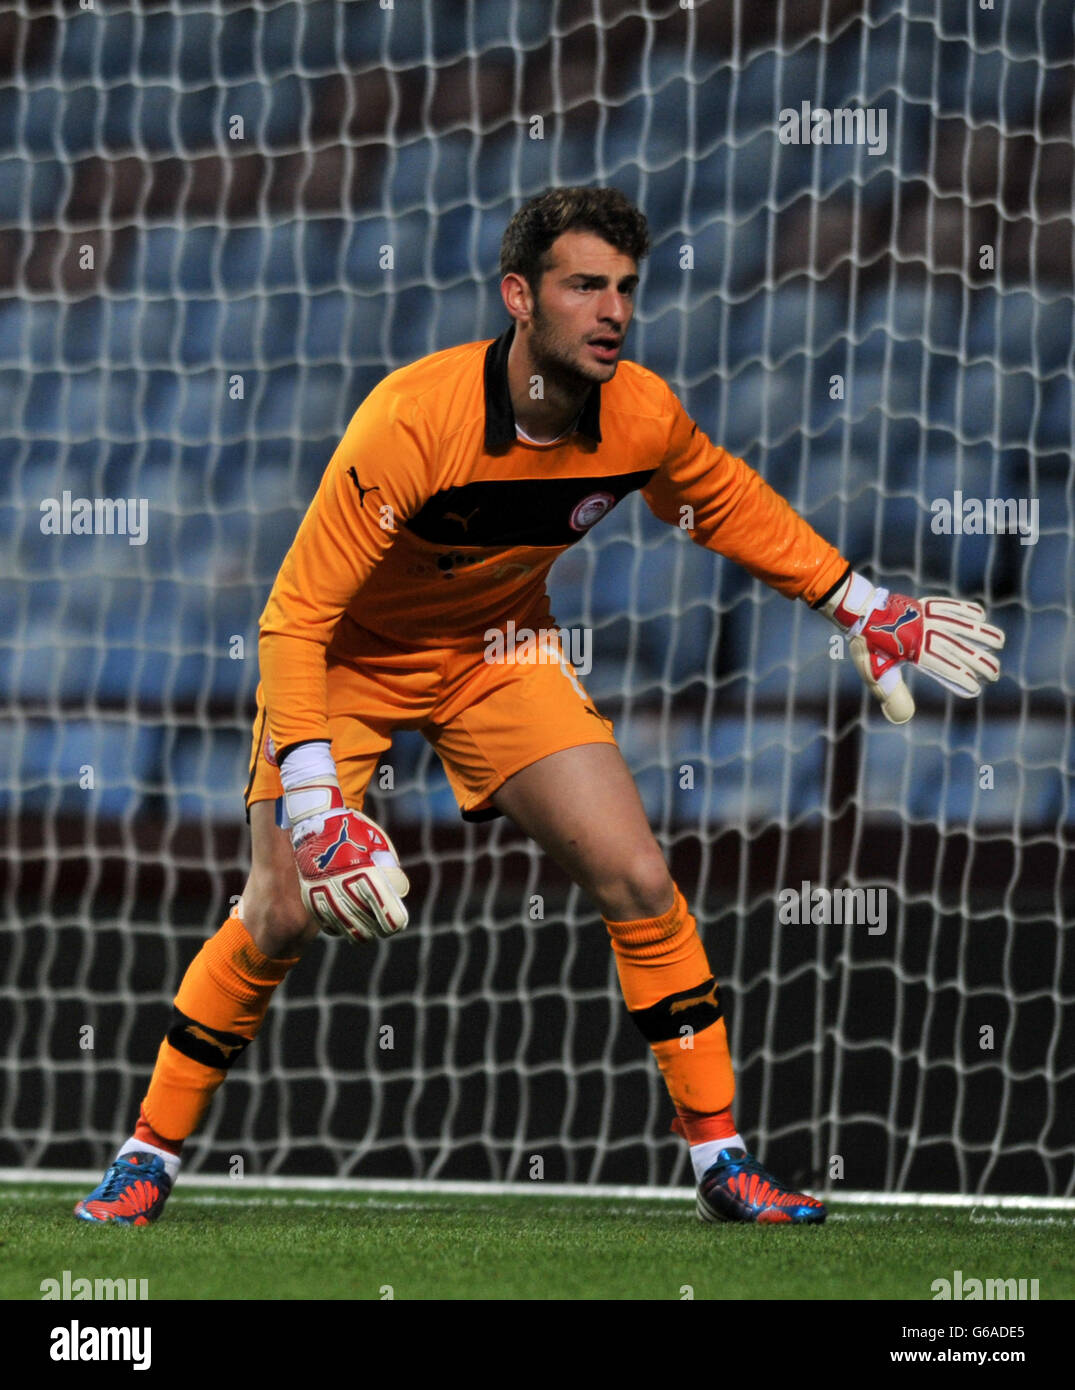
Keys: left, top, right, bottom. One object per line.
{"left": 259, "top": 324, "right": 849, "bottom": 754}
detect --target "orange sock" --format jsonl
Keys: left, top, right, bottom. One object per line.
{"left": 133, "top": 1104, "right": 183, "bottom": 1157}
{"left": 604, "top": 885, "right": 736, "bottom": 1119}
{"left": 139, "top": 915, "right": 300, "bottom": 1145}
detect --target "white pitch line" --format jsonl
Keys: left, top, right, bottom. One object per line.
{"left": 4, "top": 1189, "right": 1069, "bottom": 1225}
{"left": 2, "top": 1168, "right": 1074, "bottom": 1211}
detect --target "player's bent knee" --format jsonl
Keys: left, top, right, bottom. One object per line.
{"left": 594, "top": 847, "right": 674, "bottom": 923}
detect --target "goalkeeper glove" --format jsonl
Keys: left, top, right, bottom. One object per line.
{"left": 820, "top": 571, "right": 1005, "bottom": 725}
{"left": 282, "top": 749, "right": 409, "bottom": 943}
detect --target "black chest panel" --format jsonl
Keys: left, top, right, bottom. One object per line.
{"left": 404, "top": 469, "right": 656, "bottom": 548}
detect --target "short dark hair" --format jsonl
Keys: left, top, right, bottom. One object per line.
{"left": 499, "top": 186, "right": 650, "bottom": 294}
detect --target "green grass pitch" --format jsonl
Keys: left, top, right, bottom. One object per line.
{"left": 2, "top": 1184, "right": 1072, "bottom": 1301}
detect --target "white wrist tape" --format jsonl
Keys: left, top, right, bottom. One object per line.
{"left": 279, "top": 740, "right": 337, "bottom": 791}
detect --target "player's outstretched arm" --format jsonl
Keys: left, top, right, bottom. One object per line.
{"left": 818, "top": 571, "right": 1005, "bottom": 724}
{"left": 281, "top": 743, "right": 410, "bottom": 943}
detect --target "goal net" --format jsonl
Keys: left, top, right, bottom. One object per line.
{"left": 2, "top": 0, "right": 1072, "bottom": 1197}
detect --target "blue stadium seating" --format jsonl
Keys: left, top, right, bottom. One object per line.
{"left": 342, "top": 217, "right": 401, "bottom": 291}
{"left": 967, "top": 289, "right": 1074, "bottom": 380}
{"left": 1034, "top": 375, "right": 1073, "bottom": 455}
{"left": 725, "top": 42, "right": 853, "bottom": 128}
{"left": 0, "top": 158, "right": 65, "bottom": 223}
{"left": 263, "top": 75, "right": 304, "bottom": 151}
{"left": 938, "top": 47, "right": 1048, "bottom": 126}
{"left": 458, "top": 2, "right": 559, "bottom": 55}
{"left": 53, "top": 10, "right": 106, "bottom": 82}
{"left": 371, "top": 729, "right": 461, "bottom": 827}
{"left": 911, "top": 447, "right": 1026, "bottom": 592}
{"left": 932, "top": 360, "right": 1038, "bottom": 450}
{"left": 726, "top": 286, "right": 845, "bottom": 364}
{"left": 389, "top": 138, "right": 441, "bottom": 213}
{"left": 671, "top": 714, "right": 829, "bottom": 825}
{"left": 302, "top": 291, "right": 347, "bottom": 361}
{"left": 0, "top": 303, "right": 50, "bottom": 369}
{"left": 297, "top": 221, "right": 344, "bottom": 292}
{"left": 721, "top": 586, "right": 863, "bottom": 704}
{"left": 6, "top": 0, "right": 1072, "bottom": 833}
{"left": 858, "top": 283, "right": 965, "bottom": 357}
{"left": 1019, "top": 512, "right": 1073, "bottom": 612}
{"left": 1000, "top": 608, "right": 1073, "bottom": 696}
{"left": 0, "top": 719, "right": 163, "bottom": 819}
{"left": 165, "top": 728, "right": 251, "bottom": 824}
{"left": 860, "top": 705, "right": 1069, "bottom": 827}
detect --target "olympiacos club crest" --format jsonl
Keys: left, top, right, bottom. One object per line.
{"left": 569, "top": 491, "right": 615, "bottom": 532}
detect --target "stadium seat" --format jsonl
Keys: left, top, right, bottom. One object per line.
{"left": 858, "top": 715, "right": 949, "bottom": 821}
{"left": 858, "top": 283, "right": 964, "bottom": 358}
{"left": 165, "top": 728, "right": 252, "bottom": 824}
{"left": 0, "top": 719, "right": 162, "bottom": 819}
{"left": 301, "top": 291, "right": 347, "bottom": 361}
{"left": 726, "top": 285, "right": 844, "bottom": 365}
{"left": 999, "top": 608, "right": 1073, "bottom": 696}
{"left": 721, "top": 587, "right": 861, "bottom": 704}
{"left": 388, "top": 138, "right": 439, "bottom": 212}
{"left": 263, "top": 75, "right": 304, "bottom": 151}
{"left": 1019, "top": 514, "right": 1072, "bottom": 612}
{"left": 1034, "top": 375, "right": 1073, "bottom": 454}
{"left": 972, "top": 719, "right": 1068, "bottom": 827}
{"left": 12, "top": 303, "right": 65, "bottom": 369}
{"left": 672, "top": 714, "right": 828, "bottom": 824}
{"left": 343, "top": 217, "right": 399, "bottom": 291}
{"left": 385, "top": 284, "right": 441, "bottom": 364}
{"left": 296, "top": 221, "right": 344, "bottom": 293}
{"left": 101, "top": 82, "right": 138, "bottom": 153}
{"left": 912, "top": 448, "right": 1020, "bottom": 592}
{"left": 932, "top": 361, "right": 1038, "bottom": 451}
{"left": 20, "top": 86, "right": 65, "bottom": 156}
{"left": 967, "top": 287, "right": 1074, "bottom": 380}
{"left": 718, "top": 358, "right": 816, "bottom": 455}
{"left": 52, "top": 10, "right": 103, "bottom": 82}
{"left": 937, "top": 47, "right": 1044, "bottom": 126}
{"left": 374, "top": 728, "right": 461, "bottom": 826}
{"left": 0, "top": 158, "right": 64, "bottom": 224}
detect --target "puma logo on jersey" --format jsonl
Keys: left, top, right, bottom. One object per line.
{"left": 867, "top": 607, "right": 919, "bottom": 657}
{"left": 347, "top": 467, "right": 381, "bottom": 508}
{"left": 185, "top": 1024, "right": 245, "bottom": 1060}
{"left": 669, "top": 983, "right": 720, "bottom": 1014}
{"left": 444, "top": 507, "right": 480, "bottom": 533}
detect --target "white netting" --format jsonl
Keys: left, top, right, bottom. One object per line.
{"left": 1, "top": 0, "right": 1072, "bottom": 1194}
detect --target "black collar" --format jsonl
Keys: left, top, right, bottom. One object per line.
{"left": 483, "top": 322, "right": 603, "bottom": 450}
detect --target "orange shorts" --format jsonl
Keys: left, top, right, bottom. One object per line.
{"left": 244, "top": 617, "right": 617, "bottom": 821}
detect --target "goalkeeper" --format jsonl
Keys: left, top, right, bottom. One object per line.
{"left": 77, "top": 187, "right": 1003, "bottom": 1227}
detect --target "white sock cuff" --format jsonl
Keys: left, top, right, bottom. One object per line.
{"left": 117, "top": 1135, "right": 182, "bottom": 1183}
{"left": 689, "top": 1134, "right": 746, "bottom": 1183}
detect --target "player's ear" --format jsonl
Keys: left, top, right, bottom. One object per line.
{"left": 500, "top": 271, "right": 535, "bottom": 324}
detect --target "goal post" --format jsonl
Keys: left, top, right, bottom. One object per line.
{"left": 1, "top": 0, "right": 1072, "bottom": 1196}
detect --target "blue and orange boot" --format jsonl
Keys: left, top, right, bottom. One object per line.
{"left": 74, "top": 1151, "right": 173, "bottom": 1226}
{"left": 697, "top": 1147, "right": 827, "bottom": 1225}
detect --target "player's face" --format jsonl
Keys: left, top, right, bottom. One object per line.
{"left": 527, "top": 231, "right": 639, "bottom": 385}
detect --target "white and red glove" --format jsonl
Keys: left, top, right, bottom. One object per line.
{"left": 821, "top": 571, "right": 1005, "bottom": 724}
{"left": 282, "top": 750, "right": 409, "bottom": 943}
